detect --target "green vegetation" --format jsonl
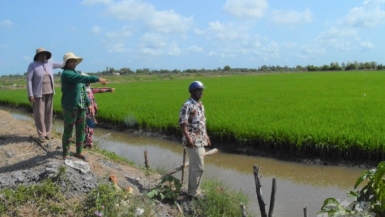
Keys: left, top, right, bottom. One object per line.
{"left": 319, "top": 161, "right": 385, "bottom": 216}
{"left": 1, "top": 71, "right": 385, "bottom": 161}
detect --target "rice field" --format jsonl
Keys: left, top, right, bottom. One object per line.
{"left": 1, "top": 71, "right": 385, "bottom": 160}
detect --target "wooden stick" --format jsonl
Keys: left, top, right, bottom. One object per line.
{"left": 144, "top": 150, "right": 149, "bottom": 169}
{"left": 163, "top": 148, "right": 218, "bottom": 177}
{"left": 33, "top": 140, "right": 49, "bottom": 153}
{"left": 181, "top": 147, "right": 187, "bottom": 183}
{"left": 253, "top": 165, "right": 267, "bottom": 217}
{"left": 303, "top": 207, "right": 307, "bottom": 217}
{"left": 240, "top": 203, "right": 247, "bottom": 217}
{"left": 268, "top": 178, "right": 276, "bottom": 217}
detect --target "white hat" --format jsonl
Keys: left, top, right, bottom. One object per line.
{"left": 63, "top": 52, "right": 83, "bottom": 66}
{"left": 34, "top": 48, "right": 52, "bottom": 61}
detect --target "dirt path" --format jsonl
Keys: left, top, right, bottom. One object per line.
{"left": 0, "top": 109, "right": 181, "bottom": 216}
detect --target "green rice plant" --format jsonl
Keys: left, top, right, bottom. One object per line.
{"left": 2, "top": 71, "right": 385, "bottom": 160}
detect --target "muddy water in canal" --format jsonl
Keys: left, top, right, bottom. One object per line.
{"left": 11, "top": 110, "right": 365, "bottom": 216}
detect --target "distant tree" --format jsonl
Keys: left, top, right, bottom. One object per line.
{"left": 296, "top": 65, "right": 304, "bottom": 71}
{"left": 370, "top": 61, "right": 377, "bottom": 69}
{"left": 223, "top": 65, "right": 231, "bottom": 71}
{"left": 321, "top": 64, "right": 330, "bottom": 71}
{"left": 260, "top": 65, "right": 268, "bottom": 71}
{"left": 329, "top": 62, "right": 342, "bottom": 71}
{"left": 307, "top": 65, "right": 317, "bottom": 71}
{"left": 341, "top": 62, "right": 346, "bottom": 70}
{"left": 364, "top": 62, "right": 371, "bottom": 70}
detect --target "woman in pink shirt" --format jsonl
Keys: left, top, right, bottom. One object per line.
{"left": 26, "top": 48, "right": 63, "bottom": 143}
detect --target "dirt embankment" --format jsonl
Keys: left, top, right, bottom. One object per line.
{"left": 0, "top": 109, "right": 184, "bottom": 216}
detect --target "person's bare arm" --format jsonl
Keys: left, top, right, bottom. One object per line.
{"left": 180, "top": 123, "right": 194, "bottom": 148}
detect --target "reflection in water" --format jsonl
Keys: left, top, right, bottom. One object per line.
{"left": 8, "top": 109, "right": 365, "bottom": 217}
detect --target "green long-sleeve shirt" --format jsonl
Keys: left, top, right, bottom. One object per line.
{"left": 61, "top": 69, "right": 100, "bottom": 110}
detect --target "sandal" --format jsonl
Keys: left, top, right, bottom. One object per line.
{"left": 74, "top": 154, "right": 89, "bottom": 162}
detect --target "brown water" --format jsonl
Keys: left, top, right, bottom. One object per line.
{"left": 10, "top": 110, "right": 365, "bottom": 216}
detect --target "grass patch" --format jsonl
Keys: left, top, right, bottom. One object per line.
{"left": 198, "top": 180, "right": 250, "bottom": 217}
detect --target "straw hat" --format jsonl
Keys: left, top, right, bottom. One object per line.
{"left": 63, "top": 52, "right": 83, "bottom": 66}
{"left": 34, "top": 48, "right": 52, "bottom": 61}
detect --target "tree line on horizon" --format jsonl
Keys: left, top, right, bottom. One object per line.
{"left": 2, "top": 60, "right": 384, "bottom": 78}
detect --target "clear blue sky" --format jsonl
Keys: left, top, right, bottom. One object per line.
{"left": 0, "top": 0, "right": 384, "bottom": 75}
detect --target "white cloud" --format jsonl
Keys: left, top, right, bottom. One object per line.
{"left": 339, "top": 3, "right": 385, "bottom": 28}
{"left": 82, "top": 0, "right": 113, "bottom": 6}
{"left": 137, "top": 33, "right": 169, "bottom": 56}
{"left": 187, "top": 45, "right": 203, "bottom": 52}
{"left": 167, "top": 43, "right": 181, "bottom": 56}
{"left": 282, "top": 42, "right": 297, "bottom": 49}
{"left": 363, "top": 0, "right": 385, "bottom": 6}
{"left": 314, "top": 27, "right": 358, "bottom": 51}
{"left": 198, "top": 21, "right": 250, "bottom": 41}
{"left": 360, "top": 41, "right": 374, "bottom": 51}
{"left": 138, "top": 48, "right": 158, "bottom": 56}
{"left": 301, "top": 45, "right": 326, "bottom": 56}
{"left": 103, "top": 0, "right": 193, "bottom": 34}
{"left": 139, "top": 33, "right": 166, "bottom": 49}
{"left": 107, "top": 42, "right": 127, "bottom": 53}
{"left": 105, "top": 26, "right": 132, "bottom": 39}
{"left": 102, "top": 26, "right": 133, "bottom": 53}
{"left": 147, "top": 10, "right": 193, "bottom": 34}
{"left": 0, "top": 20, "right": 13, "bottom": 28}
{"left": 106, "top": 0, "right": 154, "bottom": 21}
{"left": 270, "top": 8, "right": 313, "bottom": 25}
{"left": 91, "top": 25, "right": 101, "bottom": 34}
{"left": 223, "top": 0, "right": 268, "bottom": 19}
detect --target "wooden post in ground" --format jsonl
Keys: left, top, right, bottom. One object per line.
{"left": 268, "top": 178, "right": 276, "bottom": 217}
{"left": 240, "top": 203, "right": 247, "bottom": 217}
{"left": 303, "top": 207, "right": 308, "bottom": 217}
{"left": 181, "top": 147, "right": 187, "bottom": 183}
{"left": 144, "top": 150, "right": 149, "bottom": 169}
{"left": 253, "top": 165, "right": 267, "bottom": 217}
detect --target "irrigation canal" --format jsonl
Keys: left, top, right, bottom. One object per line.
{"left": 9, "top": 108, "right": 365, "bottom": 216}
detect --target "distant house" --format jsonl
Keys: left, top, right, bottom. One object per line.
{"left": 114, "top": 73, "right": 120, "bottom": 76}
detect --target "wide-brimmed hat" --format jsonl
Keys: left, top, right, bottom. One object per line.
{"left": 34, "top": 48, "right": 52, "bottom": 61}
{"left": 63, "top": 52, "right": 83, "bottom": 66}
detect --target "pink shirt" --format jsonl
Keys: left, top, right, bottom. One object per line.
{"left": 27, "top": 60, "right": 62, "bottom": 98}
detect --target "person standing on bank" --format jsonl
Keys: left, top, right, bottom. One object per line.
{"left": 27, "top": 48, "right": 63, "bottom": 143}
{"left": 179, "top": 81, "right": 211, "bottom": 198}
{"left": 81, "top": 74, "right": 115, "bottom": 149}
{"left": 60, "top": 52, "right": 107, "bottom": 161}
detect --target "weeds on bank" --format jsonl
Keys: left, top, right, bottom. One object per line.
{"left": 0, "top": 179, "right": 71, "bottom": 216}
{"left": 196, "top": 180, "right": 251, "bottom": 217}
{"left": 147, "top": 176, "right": 251, "bottom": 217}
{"left": 0, "top": 176, "right": 154, "bottom": 217}
{"left": 81, "top": 183, "right": 153, "bottom": 217}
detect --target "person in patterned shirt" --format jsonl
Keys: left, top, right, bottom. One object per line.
{"left": 83, "top": 79, "right": 115, "bottom": 148}
{"left": 179, "top": 81, "right": 211, "bottom": 198}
